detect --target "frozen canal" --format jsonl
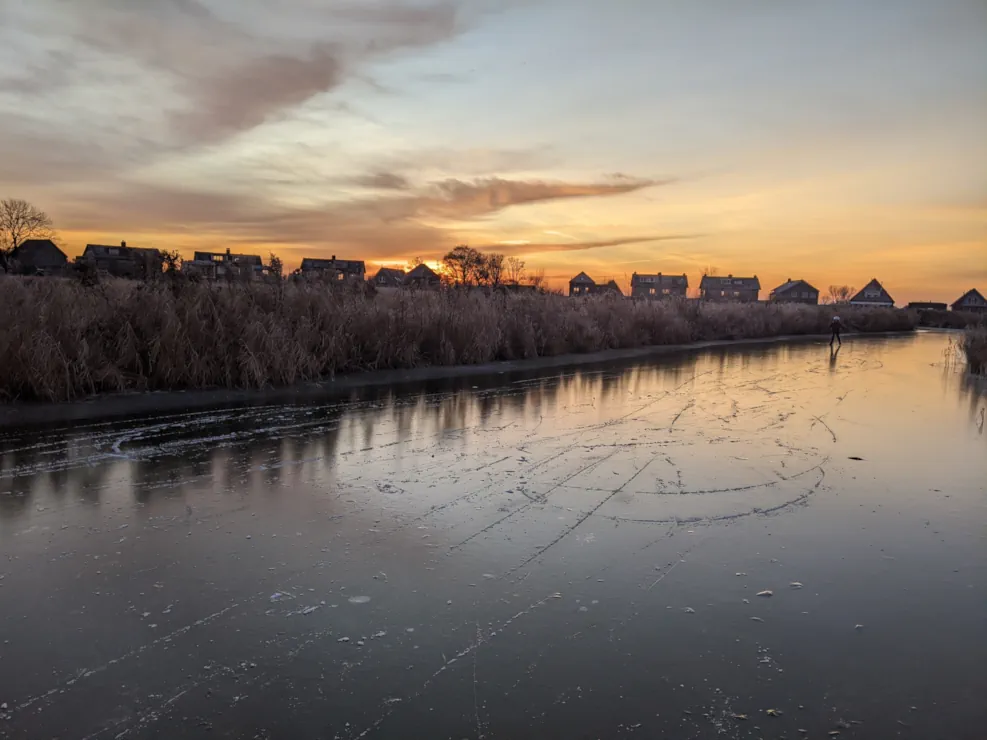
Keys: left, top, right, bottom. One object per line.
{"left": 0, "top": 332, "right": 984, "bottom": 739}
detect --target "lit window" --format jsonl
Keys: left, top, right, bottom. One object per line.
{"left": 649, "top": 288, "right": 656, "bottom": 295}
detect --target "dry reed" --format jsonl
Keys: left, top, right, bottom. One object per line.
{"left": 961, "top": 328, "right": 987, "bottom": 375}
{"left": 0, "top": 277, "right": 916, "bottom": 402}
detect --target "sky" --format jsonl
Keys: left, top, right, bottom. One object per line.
{"left": 1, "top": 0, "right": 985, "bottom": 302}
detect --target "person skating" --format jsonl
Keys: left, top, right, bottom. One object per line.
{"left": 830, "top": 314, "right": 843, "bottom": 346}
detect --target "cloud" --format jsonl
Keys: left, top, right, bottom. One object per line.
{"left": 53, "top": 172, "right": 666, "bottom": 261}
{"left": 169, "top": 45, "right": 345, "bottom": 144}
{"left": 0, "top": 0, "right": 466, "bottom": 158}
{"left": 419, "top": 176, "right": 662, "bottom": 218}
{"left": 480, "top": 234, "right": 703, "bottom": 256}
{"left": 350, "top": 171, "right": 412, "bottom": 190}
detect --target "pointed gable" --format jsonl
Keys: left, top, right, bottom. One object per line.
{"left": 850, "top": 279, "right": 894, "bottom": 306}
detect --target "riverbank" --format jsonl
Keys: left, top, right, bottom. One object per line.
{"left": 0, "top": 330, "right": 919, "bottom": 428}
{"left": 0, "top": 276, "right": 915, "bottom": 406}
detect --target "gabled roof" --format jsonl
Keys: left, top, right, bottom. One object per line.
{"left": 11, "top": 239, "right": 66, "bottom": 259}
{"left": 771, "top": 279, "right": 818, "bottom": 295}
{"left": 850, "top": 279, "right": 894, "bottom": 305}
{"left": 569, "top": 271, "right": 595, "bottom": 284}
{"left": 85, "top": 243, "right": 131, "bottom": 257}
{"left": 700, "top": 275, "right": 760, "bottom": 290}
{"left": 374, "top": 267, "right": 406, "bottom": 278}
{"left": 373, "top": 267, "right": 406, "bottom": 285}
{"left": 406, "top": 263, "right": 440, "bottom": 281}
{"left": 603, "top": 280, "right": 623, "bottom": 295}
{"left": 952, "top": 288, "right": 986, "bottom": 307}
{"left": 631, "top": 272, "right": 688, "bottom": 287}
{"left": 300, "top": 257, "right": 365, "bottom": 272}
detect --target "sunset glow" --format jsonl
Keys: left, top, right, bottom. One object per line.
{"left": 1, "top": 0, "right": 984, "bottom": 302}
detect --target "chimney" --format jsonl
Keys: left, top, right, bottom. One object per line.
{"left": 331, "top": 254, "right": 336, "bottom": 262}
{"left": 121, "top": 240, "right": 126, "bottom": 248}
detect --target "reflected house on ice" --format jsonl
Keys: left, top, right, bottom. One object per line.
{"left": 630, "top": 272, "right": 688, "bottom": 299}
{"left": 699, "top": 274, "right": 760, "bottom": 302}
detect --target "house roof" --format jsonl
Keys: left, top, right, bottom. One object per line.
{"left": 373, "top": 267, "right": 406, "bottom": 284}
{"left": 952, "top": 288, "right": 986, "bottom": 307}
{"left": 700, "top": 275, "right": 760, "bottom": 290}
{"left": 631, "top": 273, "right": 688, "bottom": 287}
{"left": 85, "top": 244, "right": 130, "bottom": 257}
{"left": 193, "top": 251, "right": 262, "bottom": 265}
{"left": 603, "top": 280, "right": 623, "bottom": 294}
{"left": 301, "top": 257, "right": 365, "bottom": 271}
{"left": 11, "top": 239, "right": 66, "bottom": 259}
{"left": 850, "top": 279, "right": 894, "bottom": 305}
{"left": 569, "top": 271, "right": 595, "bottom": 284}
{"left": 771, "top": 279, "right": 818, "bottom": 295}
{"left": 374, "top": 267, "right": 405, "bottom": 278}
{"left": 406, "top": 263, "right": 440, "bottom": 281}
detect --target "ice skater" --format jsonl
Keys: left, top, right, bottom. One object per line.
{"left": 829, "top": 314, "right": 843, "bottom": 347}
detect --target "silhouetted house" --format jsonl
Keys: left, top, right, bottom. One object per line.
{"left": 183, "top": 249, "right": 264, "bottom": 280}
{"left": 404, "top": 263, "right": 441, "bottom": 288}
{"left": 371, "top": 267, "right": 406, "bottom": 288}
{"left": 569, "top": 272, "right": 596, "bottom": 296}
{"left": 601, "top": 279, "right": 623, "bottom": 296}
{"left": 630, "top": 272, "right": 688, "bottom": 299}
{"left": 9, "top": 238, "right": 68, "bottom": 275}
{"left": 769, "top": 278, "right": 819, "bottom": 305}
{"left": 906, "top": 301, "right": 948, "bottom": 311}
{"left": 849, "top": 279, "right": 894, "bottom": 308}
{"left": 300, "top": 255, "right": 366, "bottom": 282}
{"left": 700, "top": 275, "right": 760, "bottom": 302}
{"left": 951, "top": 288, "right": 987, "bottom": 314}
{"left": 79, "top": 241, "right": 164, "bottom": 278}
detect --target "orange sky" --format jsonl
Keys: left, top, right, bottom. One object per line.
{"left": 2, "top": 0, "right": 985, "bottom": 304}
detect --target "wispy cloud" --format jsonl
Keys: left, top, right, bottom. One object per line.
{"left": 55, "top": 172, "right": 667, "bottom": 259}
{"left": 481, "top": 234, "right": 703, "bottom": 256}
{"left": 419, "top": 176, "right": 662, "bottom": 218}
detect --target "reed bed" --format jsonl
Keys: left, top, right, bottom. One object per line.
{"left": 0, "top": 276, "right": 916, "bottom": 402}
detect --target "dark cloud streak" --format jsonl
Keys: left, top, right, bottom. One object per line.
{"left": 481, "top": 234, "right": 703, "bottom": 256}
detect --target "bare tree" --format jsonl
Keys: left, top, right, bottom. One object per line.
{"left": 0, "top": 199, "right": 56, "bottom": 272}
{"left": 505, "top": 256, "right": 526, "bottom": 285}
{"left": 701, "top": 265, "right": 720, "bottom": 277}
{"left": 480, "top": 253, "right": 505, "bottom": 287}
{"left": 442, "top": 245, "right": 483, "bottom": 286}
{"left": 527, "top": 267, "right": 546, "bottom": 289}
{"left": 268, "top": 252, "right": 284, "bottom": 281}
{"left": 406, "top": 256, "right": 425, "bottom": 270}
{"left": 826, "top": 285, "right": 855, "bottom": 304}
